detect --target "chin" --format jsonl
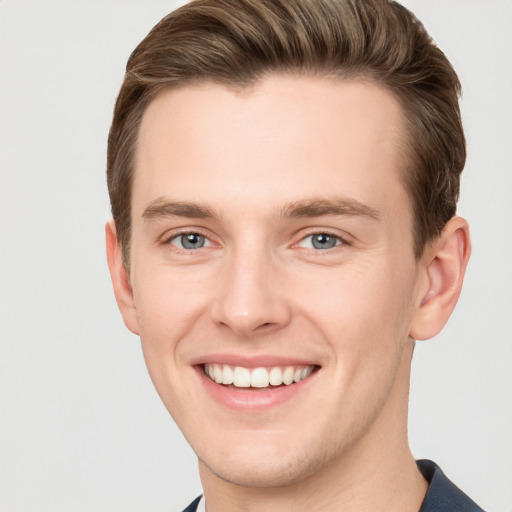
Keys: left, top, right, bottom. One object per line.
{"left": 204, "top": 455, "right": 320, "bottom": 488}
{"left": 197, "top": 431, "right": 345, "bottom": 489}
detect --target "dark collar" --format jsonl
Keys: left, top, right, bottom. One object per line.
{"left": 181, "top": 495, "right": 201, "bottom": 512}
{"left": 417, "top": 459, "right": 485, "bottom": 511}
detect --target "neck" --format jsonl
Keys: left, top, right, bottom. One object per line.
{"left": 199, "top": 340, "right": 428, "bottom": 512}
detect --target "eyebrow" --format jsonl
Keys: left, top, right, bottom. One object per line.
{"left": 141, "top": 196, "right": 380, "bottom": 222}
{"left": 142, "top": 198, "right": 218, "bottom": 221}
{"left": 281, "top": 197, "right": 380, "bottom": 221}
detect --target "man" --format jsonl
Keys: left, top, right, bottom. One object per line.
{"left": 105, "top": 0, "right": 483, "bottom": 510}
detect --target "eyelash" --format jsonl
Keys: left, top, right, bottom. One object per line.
{"left": 162, "top": 229, "right": 213, "bottom": 249}
{"left": 295, "top": 231, "right": 348, "bottom": 252}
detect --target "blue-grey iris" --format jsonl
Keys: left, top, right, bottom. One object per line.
{"left": 181, "top": 233, "right": 206, "bottom": 249}
{"left": 312, "top": 233, "right": 338, "bottom": 250}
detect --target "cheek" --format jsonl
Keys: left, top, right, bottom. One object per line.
{"left": 133, "top": 262, "right": 209, "bottom": 335}
{"left": 132, "top": 272, "right": 207, "bottom": 429}
{"left": 295, "top": 262, "right": 417, "bottom": 429}
{"left": 296, "top": 259, "right": 417, "bottom": 363}
{"left": 130, "top": 266, "right": 211, "bottom": 397}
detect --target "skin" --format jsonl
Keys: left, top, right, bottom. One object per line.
{"left": 106, "top": 75, "right": 471, "bottom": 511}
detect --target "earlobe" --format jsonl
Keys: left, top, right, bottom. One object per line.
{"left": 409, "top": 216, "right": 471, "bottom": 341}
{"left": 105, "top": 220, "right": 140, "bottom": 335}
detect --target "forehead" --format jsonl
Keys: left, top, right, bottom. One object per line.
{"left": 133, "top": 75, "right": 409, "bottom": 221}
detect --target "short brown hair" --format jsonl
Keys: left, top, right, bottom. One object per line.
{"left": 107, "top": 0, "right": 465, "bottom": 264}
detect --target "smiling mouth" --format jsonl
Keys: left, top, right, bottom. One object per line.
{"left": 203, "top": 363, "right": 318, "bottom": 389}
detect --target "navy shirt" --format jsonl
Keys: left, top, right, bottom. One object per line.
{"left": 417, "top": 459, "right": 484, "bottom": 511}
{"left": 182, "top": 460, "right": 485, "bottom": 511}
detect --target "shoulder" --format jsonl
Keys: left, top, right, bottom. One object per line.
{"left": 418, "top": 460, "right": 485, "bottom": 512}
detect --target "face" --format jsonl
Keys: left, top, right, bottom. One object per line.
{"left": 124, "top": 76, "right": 426, "bottom": 488}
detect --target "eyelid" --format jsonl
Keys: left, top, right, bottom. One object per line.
{"left": 293, "top": 229, "right": 351, "bottom": 250}
{"left": 159, "top": 227, "right": 216, "bottom": 246}
{"left": 171, "top": 233, "right": 213, "bottom": 249}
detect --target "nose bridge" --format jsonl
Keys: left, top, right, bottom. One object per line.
{"left": 211, "top": 240, "right": 291, "bottom": 336}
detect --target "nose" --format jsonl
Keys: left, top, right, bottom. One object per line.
{"left": 210, "top": 247, "right": 293, "bottom": 337}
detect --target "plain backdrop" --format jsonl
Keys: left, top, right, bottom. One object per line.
{"left": 1, "top": 1, "right": 511, "bottom": 511}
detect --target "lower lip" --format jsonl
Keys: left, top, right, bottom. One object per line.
{"left": 196, "top": 366, "right": 318, "bottom": 411}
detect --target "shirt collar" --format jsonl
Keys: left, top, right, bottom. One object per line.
{"left": 417, "top": 459, "right": 484, "bottom": 511}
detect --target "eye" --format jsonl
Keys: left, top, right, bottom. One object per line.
{"left": 170, "top": 232, "right": 211, "bottom": 250}
{"left": 298, "top": 233, "right": 343, "bottom": 250}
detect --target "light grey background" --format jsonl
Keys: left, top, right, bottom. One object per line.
{"left": 1, "top": 1, "right": 510, "bottom": 511}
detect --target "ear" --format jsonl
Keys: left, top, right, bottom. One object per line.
{"left": 105, "top": 220, "right": 139, "bottom": 335}
{"left": 409, "top": 216, "right": 471, "bottom": 341}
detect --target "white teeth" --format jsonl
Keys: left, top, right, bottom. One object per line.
{"left": 269, "top": 367, "right": 283, "bottom": 386}
{"left": 282, "top": 366, "right": 294, "bottom": 385}
{"left": 233, "top": 366, "right": 251, "bottom": 387}
{"left": 204, "top": 363, "right": 315, "bottom": 388}
{"left": 213, "top": 364, "right": 223, "bottom": 384}
{"left": 222, "top": 364, "right": 234, "bottom": 385}
{"left": 301, "top": 367, "right": 312, "bottom": 379}
{"left": 251, "top": 367, "right": 269, "bottom": 388}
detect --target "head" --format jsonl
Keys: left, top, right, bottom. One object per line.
{"left": 106, "top": 0, "right": 470, "bottom": 494}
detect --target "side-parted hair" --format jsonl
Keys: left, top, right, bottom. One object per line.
{"left": 107, "top": 0, "right": 465, "bottom": 265}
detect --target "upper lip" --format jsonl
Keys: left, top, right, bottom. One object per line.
{"left": 190, "top": 353, "right": 321, "bottom": 368}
